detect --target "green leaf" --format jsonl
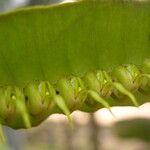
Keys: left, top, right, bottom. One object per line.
{"left": 0, "top": 0, "right": 149, "bottom": 87}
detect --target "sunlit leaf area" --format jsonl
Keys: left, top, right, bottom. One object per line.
{"left": 0, "top": 0, "right": 150, "bottom": 150}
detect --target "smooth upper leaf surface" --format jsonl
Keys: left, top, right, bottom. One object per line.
{"left": 0, "top": 0, "right": 149, "bottom": 86}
